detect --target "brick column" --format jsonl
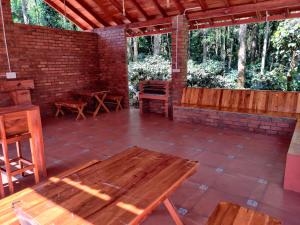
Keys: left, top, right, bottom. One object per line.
{"left": 94, "top": 26, "right": 129, "bottom": 108}
{"left": 171, "top": 15, "right": 188, "bottom": 107}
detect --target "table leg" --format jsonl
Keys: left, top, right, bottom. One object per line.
{"left": 27, "top": 108, "right": 47, "bottom": 179}
{"left": 163, "top": 198, "right": 184, "bottom": 225}
{"left": 76, "top": 106, "right": 86, "bottom": 120}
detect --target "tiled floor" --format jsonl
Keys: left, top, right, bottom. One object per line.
{"left": 2, "top": 109, "right": 300, "bottom": 225}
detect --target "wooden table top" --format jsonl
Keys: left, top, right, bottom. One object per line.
{"left": 0, "top": 104, "right": 38, "bottom": 115}
{"left": 75, "top": 90, "right": 109, "bottom": 97}
{"left": 206, "top": 202, "right": 281, "bottom": 225}
{"left": 0, "top": 146, "right": 198, "bottom": 225}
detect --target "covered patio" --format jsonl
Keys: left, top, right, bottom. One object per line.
{"left": 1, "top": 0, "right": 300, "bottom": 224}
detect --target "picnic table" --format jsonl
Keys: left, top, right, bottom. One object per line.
{"left": 0, "top": 146, "right": 198, "bottom": 225}
{"left": 75, "top": 90, "right": 110, "bottom": 118}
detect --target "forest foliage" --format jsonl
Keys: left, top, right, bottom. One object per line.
{"left": 128, "top": 19, "right": 300, "bottom": 97}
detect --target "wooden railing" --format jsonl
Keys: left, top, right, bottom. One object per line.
{"left": 181, "top": 87, "right": 300, "bottom": 114}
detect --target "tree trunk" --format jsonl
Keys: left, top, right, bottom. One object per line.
{"left": 237, "top": 24, "right": 247, "bottom": 88}
{"left": 21, "top": 0, "right": 29, "bottom": 24}
{"left": 260, "top": 21, "right": 269, "bottom": 74}
{"left": 202, "top": 29, "right": 207, "bottom": 63}
{"left": 127, "top": 38, "right": 133, "bottom": 62}
{"left": 221, "top": 27, "right": 226, "bottom": 66}
{"left": 251, "top": 24, "right": 258, "bottom": 62}
{"left": 153, "top": 35, "right": 161, "bottom": 55}
{"left": 133, "top": 37, "right": 138, "bottom": 62}
{"left": 287, "top": 50, "right": 298, "bottom": 91}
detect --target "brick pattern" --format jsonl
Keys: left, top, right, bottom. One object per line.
{"left": 171, "top": 15, "right": 188, "bottom": 107}
{"left": 12, "top": 24, "right": 100, "bottom": 114}
{"left": 95, "top": 26, "right": 129, "bottom": 108}
{"left": 174, "top": 106, "right": 296, "bottom": 136}
{"left": 141, "top": 99, "right": 166, "bottom": 115}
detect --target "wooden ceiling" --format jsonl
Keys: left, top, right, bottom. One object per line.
{"left": 44, "top": 0, "right": 300, "bottom": 36}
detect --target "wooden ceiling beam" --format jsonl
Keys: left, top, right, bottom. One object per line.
{"left": 57, "top": 0, "right": 98, "bottom": 29}
{"left": 151, "top": 0, "right": 167, "bottom": 17}
{"left": 108, "top": 0, "right": 136, "bottom": 23}
{"left": 44, "top": 0, "right": 87, "bottom": 30}
{"left": 129, "top": 0, "right": 150, "bottom": 20}
{"left": 173, "top": 0, "right": 185, "bottom": 14}
{"left": 195, "top": 0, "right": 213, "bottom": 25}
{"left": 71, "top": 0, "right": 109, "bottom": 27}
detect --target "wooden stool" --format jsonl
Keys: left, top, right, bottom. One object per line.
{"left": 55, "top": 100, "right": 87, "bottom": 120}
{"left": 206, "top": 202, "right": 281, "bottom": 225}
{"left": 0, "top": 115, "right": 39, "bottom": 195}
{"left": 0, "top": 172, "right": 4, "bottom": 198}
{"left": 105, "top": 95, "right": 123, "bottom": 111}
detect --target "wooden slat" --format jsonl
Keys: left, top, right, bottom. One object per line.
{"left": 206, "top": 202, "right": 281, "bottom": 225}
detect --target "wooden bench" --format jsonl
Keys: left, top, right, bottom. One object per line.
{"left": 104, "top": 95, "right": 123, "bottom": 111}
{"left": 174, "top": 87, "right": 300, "bottom": 193}
{"left": 54, "top": 100, "right": 87, "bottom": 120}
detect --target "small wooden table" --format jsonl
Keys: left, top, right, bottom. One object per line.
{"left": 0, "top": 146, "right": 198, "bottom": 225}
{"left": 0, "top": 105, "right": 47, "bottom": 180}
{"left": 75, "top": 90, "right": 110, "bottom": 118}
{"left": 207, "top": 202, "right": 281, "bottom": 225}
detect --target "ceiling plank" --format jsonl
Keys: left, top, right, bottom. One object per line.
{"left": 93, "top": 0, "right": 123, "bottom": 25}
{"left": 71, "top": 0, "right": 109, "bottom": 27}
{"left": 108, "top": 0, "right": 136, "bottom": 23}
{"left": 151, "top": 0, "right": 167, "bottom": 17}
{"left": 173, "top": 0, "right": 185, "bottom": 14}
{"left": 129, "top": 0, "right": 150, "bottom": 20}
{"left": 44, "top": 0, "right": 87, "bottom": 29}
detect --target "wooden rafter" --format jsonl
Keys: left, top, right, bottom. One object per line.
{"left": 151, "top": 0, "right": 167, "bottom": 17}
{"left": 44, "top": 0, "right": 87, "bottom": 29}
{"left": 71, "top": 0, "right": 109, "bottom": 27}
{"left": 129, "top": 0, "right": 150, "bottom": 20}
{"left": 195, "top": 0, "right": 214, "bottom": 25}
{"left": 58, "top": 0, "right": 97, "bottom": 29}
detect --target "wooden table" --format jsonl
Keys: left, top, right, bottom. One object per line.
{"left": 206, "top": 202, "right": 281, "bottom": 225}
{"left": 75, "top": 90, "right": 110, "bottom": 118}
{"left": 0, "top": 146, "right": 198, "bottom": 225}
{"left": 0, "top": 105, "right": 47, "bottom": 179}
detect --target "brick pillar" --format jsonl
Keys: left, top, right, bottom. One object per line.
{"left": 171, "top": 15, "right": 188, "bottom": 107}
{"left": 94, "top": 26, "right": 129, "bottom": 108}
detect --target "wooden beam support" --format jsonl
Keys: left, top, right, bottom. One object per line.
{"left": 195, "top": 0, "right": 214, "bottom": 25}
{"left": 44, "top": 0, "right": 87, "bottom": 30}
{"left": 189, "top": 0, "right": 300, "bottom": 20}
{"left": 127, "top": 17, "right": 172, "bottom": 29}
{"left": 129, "top": 0, "right": 150, "bottom": 20}
{"left": 57, "top": 0, "right": 98, "bottom": 29}
{"left": 71, "top": 0, "right": 109, "bottom": 27}
{"left": 151, "top": 0, "right": 167, "bottom": 17}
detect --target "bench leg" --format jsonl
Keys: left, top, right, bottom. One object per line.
{"left": 76, "top": 106, "right": 86, "bottom": 120}
{"left": 116, "top": 100, "right": 123, "bottom": 112}
{"left": 163, "top": 198, "right": 184, "bottom": 225}
{"left": 16, "top": 141, "right": 25, "bottom": 177}
{"left": 55, "top": 106, "right": 64, "bottom": 117}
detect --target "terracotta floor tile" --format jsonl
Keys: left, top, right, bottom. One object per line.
{"left": 1, "top": 109, "right": 299, "bottom": 224}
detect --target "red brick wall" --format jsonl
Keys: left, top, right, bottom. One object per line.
{"left": 174, "top": 105, "right": 296, "bottom": 136}
{"left": 12, "top": 24, "right": 100, "bottom": 114}
{"left": 95, "top": 26, "right": 129, "bottom": 108}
